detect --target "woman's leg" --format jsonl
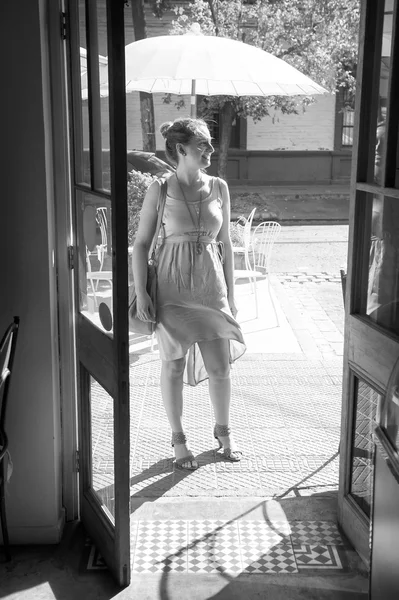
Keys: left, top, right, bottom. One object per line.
{"left": 160, "top": 356, "right": 198, "bottom": 468}
{"left": 198, "top": 339, "right": 240, "bottom": 457}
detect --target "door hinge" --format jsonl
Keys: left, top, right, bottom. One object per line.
{"left": 67, "top": 246, "right": 75, "bottom": 270}
{"left": 75, "top": 450, "right": 80, "bottom": 473}
{"left": 61, "top": 11, "right": 68, "bottom": 40}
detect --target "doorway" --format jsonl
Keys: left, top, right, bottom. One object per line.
{"left": 58, "top": 0, "right": 370, "bottom": 592}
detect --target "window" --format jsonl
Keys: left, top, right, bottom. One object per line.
{"left": 335, "top": 87, "right": 355, "bottom": 149}
{"left": 197, "top": 97, "right": 243, "bottom": 149}
{"left": 341, "top": 89, "right": 355, "bottom": 147}
{"left": 205, "top": 112, "right": 241, "bottom": 149}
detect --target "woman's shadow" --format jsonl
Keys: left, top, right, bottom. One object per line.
{"left": 96, "top": 448, "right": 219, "bottom": 515}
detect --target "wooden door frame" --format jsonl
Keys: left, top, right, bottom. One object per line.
{"left": 338, "top": 0, "right": 382, "bottom": 566}
{"left": 338, "top": 0, "right": 399, "bottom": 566}
{"left": 47, "top": 0, "right": 79, "bottom": 522}
{"left": 65, "top": 0, "right": 130, "bottom": 585}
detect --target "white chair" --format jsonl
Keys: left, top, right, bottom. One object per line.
{"left": 86, "top": 245, "right": 112, "bottom": 308}
{"left": 234, "top": 220, "right": 281, "bottom": 319}
{"left": 232, "top": 207, "right": 257, "bottom": 254}
{"left": 252, "top": 221, "right": 281, "bottom": 275}
{"left": 85, "top": 206, "right": 112, "bottom": 305}
{"left": 90, "top": 207, "right": 109, "bottom": 289}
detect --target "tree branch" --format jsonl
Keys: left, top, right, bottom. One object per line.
{"left": 206, "top": 0, "right": 219, "bottom": 35}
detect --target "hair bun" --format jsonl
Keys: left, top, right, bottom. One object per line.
{"left": 160, "top": 121, "right": 173, "bottom": 138}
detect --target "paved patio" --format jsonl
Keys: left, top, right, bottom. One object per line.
{"left": 91, "top": 276, "right": 344, "bottom": 505}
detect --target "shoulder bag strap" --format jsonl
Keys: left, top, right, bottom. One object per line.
{"left": 217, "top": 176, "right": 224, "bottom": 206}
{"left": 148, "top": 178, "right": 168, "bottom": 259}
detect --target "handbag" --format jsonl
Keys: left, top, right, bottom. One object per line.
{"left": 128, "top": 179, "right": 168, "bottom": 334}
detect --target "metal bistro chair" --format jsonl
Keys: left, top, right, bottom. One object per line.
{"left": 234, "top": 221, "right": 281, "bottom": 320}
{"left": 86, "top": 246, "right": 113, "bottom": 308}
{"left": 232, "top": 207, "right": 257, "bottom": 254}
{"left": 0, "top": 316, "right": 20, "bottom": 561}
{"left": 86, "top": 207, "right": 112, "bottom": 308}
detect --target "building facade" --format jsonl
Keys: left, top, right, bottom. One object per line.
{"left": 82, "top": 0, "right": 353, "bottom": 184}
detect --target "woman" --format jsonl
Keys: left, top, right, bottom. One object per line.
{"left": 132, "top": 117, "right": 246, "bottom": 470}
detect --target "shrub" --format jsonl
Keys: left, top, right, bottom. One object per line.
{"left": 127, "top": 170, "right": 156, "bottom": 245}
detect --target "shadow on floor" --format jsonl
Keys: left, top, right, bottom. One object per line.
{"left": 0, "top": 493, "right": 369, "bottom": 600}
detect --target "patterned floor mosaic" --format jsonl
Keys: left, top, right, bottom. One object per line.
{"left": 86, "top": 520, "right": 346, "bottom": 574}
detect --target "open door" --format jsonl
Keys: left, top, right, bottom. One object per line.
{"left": 65, "top": 0, "right": 130, "bottom": 585}
{"left": 338, "top": 0, "right": 399, "bottom": 566}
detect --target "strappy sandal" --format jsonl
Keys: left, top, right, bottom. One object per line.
{"left": 214, "top": 424, "right": 243, "bottom": 462}
{"left": 171, "top": 431, "right": 199, "bottom": 471}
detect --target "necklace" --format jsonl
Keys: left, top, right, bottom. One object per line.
{"left": 175, "top": 173, "right": 204, "bottom": 255}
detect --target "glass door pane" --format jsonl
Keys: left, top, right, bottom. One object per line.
{"left": 349, "top": 378, "right": 382, "bottom": 518}
{"left": 372, "top": 0, "right": 394, "bottom": 185}
{"left": 366, "top": 195, "right": 399, "bottom": 333}
{"left": 71, "top": 0, "right": 91, "bottom": 185}
{"left": 77, "top": 190, "right": 114, "bottom": 332}
{"left": 91, "top": 375, "right": 115, "bottom": 522}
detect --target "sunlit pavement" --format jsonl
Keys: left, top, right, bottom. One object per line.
{"left": 120, "top": 276, "right": 343, "bottom": 501}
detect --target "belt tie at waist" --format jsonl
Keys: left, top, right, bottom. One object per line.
{"left": 161, "top": 236, "right": 225, "bottom": 263}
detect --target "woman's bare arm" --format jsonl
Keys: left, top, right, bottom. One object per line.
{"left": 216, "top": 178, "right": 238, "bottom": 317}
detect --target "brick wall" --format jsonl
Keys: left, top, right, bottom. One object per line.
{"left": 83, "top": 92, "right": 191, "bottom": 152}
{"left": 91, "top": 92, "right": 336, "bottom": 154}
{"left": 81, "top": 1, "right": 338, "bottom": 155}
{"left": 247, "top": 94, "right": 335, "bottom": 151}
{"left": 126, "top": 93, "right": 192, "bottom": 151}
{"left": 116, "top": 92, "right": 337, "bottom": 153}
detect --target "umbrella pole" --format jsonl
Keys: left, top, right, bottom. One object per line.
{"left": 190, "top": 80, "right": 197, "bottom": 117}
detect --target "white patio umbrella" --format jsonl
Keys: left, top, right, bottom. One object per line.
{"left": 123, "top": 23, "right": 328, "bottom": 115}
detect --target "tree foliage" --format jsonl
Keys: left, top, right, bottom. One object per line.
{"left": 168, "top": 0, "right": 359, "bottom": 178}
{"left": 171, "top": 0, "right": 359, "bottom": 112}
{"left": 129, "top": 0, "right": 172, "bottom": 151}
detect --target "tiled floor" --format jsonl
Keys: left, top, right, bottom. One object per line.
{"left": 0, "top": 509, "right": 368, "bottom": 600}
{"left": 83, "top": 504, "right": 360, "bottom": 578}
{"left": 77, "top": 495, "right": 369, "bottom": 599}
{"left": 128, "top": 519, "right": 346, "bottom": 575}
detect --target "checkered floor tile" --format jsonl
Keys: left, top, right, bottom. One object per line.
{"left": 188, "top": 520, "right": 242, "bottom": 574}
{"left": 290, "top": 521, "right": 344, "bottom": 545}
{"left": 239, "top": 521, "right": 296, "bottom": 574}
{"left": 241, "top": 545, "right": 298, "bottom": 574}
{"left": 293, "top": 544, "right": 343, "bottom": 569}
{"left": 133, "top": 521, "right": 188, "bottom": 573}
{"left": 86, "top": 519, "right": 348, "bottom": 574}
{"left": 122, "top": 519, "right": 347, "bottom": 575}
